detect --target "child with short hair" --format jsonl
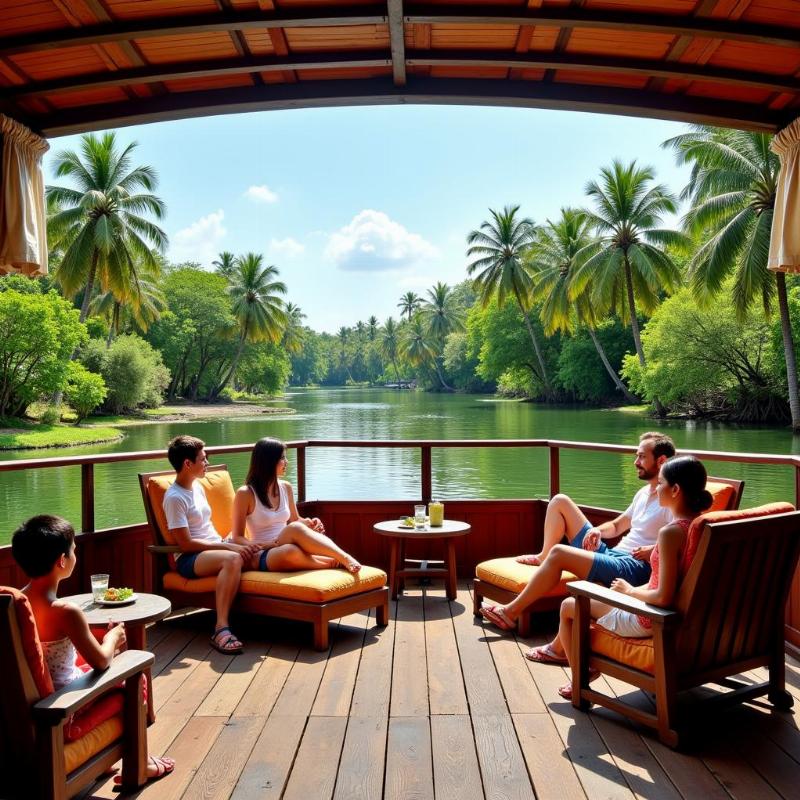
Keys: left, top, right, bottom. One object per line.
{"left": 12, "top": 514, "right": 174, "bottom": 784}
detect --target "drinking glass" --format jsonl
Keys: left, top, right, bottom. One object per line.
{"left": 429, "top": 500, "right": 444, "bottom": 527}
{"left": 91, "top": 573, "right": 109, "bottom": 602}
{"left": 414, "top": 505, "right": 427, "bottom": 530}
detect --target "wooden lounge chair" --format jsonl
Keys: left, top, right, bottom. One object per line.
{"left": 139, "top": 465, "right": 390, "bottom": 650}
{"left": 473, "top": 477, "right": 744, "bottom": 636}
{"left": 568, "top": 502, "right": 800, "bottom": 747}
{"left": 0, "top": 587, "right": 152, "bottom": 800}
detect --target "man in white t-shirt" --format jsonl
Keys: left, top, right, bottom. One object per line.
{"left": 163, "top": 435, "right": 260, "bottom": 655}
{"left": 480, "top": 432, "right": 675, "bottom": 662}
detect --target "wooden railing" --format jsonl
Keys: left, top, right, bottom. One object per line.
{"left": 2, "top": 438, "right": 800, "bottom": 533}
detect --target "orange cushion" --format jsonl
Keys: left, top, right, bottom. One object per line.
{"left": 147, "top": 469, "right": 236, "bottom": 545}
{"left": 475, "top": 558, "right": 578, "bottom": 598}
{"left": 705, "top": 481, "right": 735, "bottom": 512}
{"left": 64, "top": 715, "right": 124, "bottom": 775}
{"left": 0, "top": 586, "right": 54, "bottom": 697}
{"left": 164, "top": 565, "right": 387, "bottom": 603}
{"left": 590, "top": 624, "right": 655, "bottom": 674}
{"left": 65, "top": 689, "right": 124, "bottom": 742}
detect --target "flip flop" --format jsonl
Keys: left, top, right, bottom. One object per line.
{"left": 557, "top": 670, "right": 600, "bottom": 700}
{"left": 480, "top": 603, "right": 516, "bottom": 631}
{"left": 114, "top": 755, "right": 175, "bottom": 785}
{"left": 525, "top": 644, "right": 569, "bottom": 664}
{"left": 516, "top": 554, "right": 542, "bottom": 566}
{"left": 210, "top": 626, "right": 243, "bottom": 655}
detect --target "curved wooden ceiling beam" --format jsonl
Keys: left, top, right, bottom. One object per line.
{"left": 7, "top": 50, "right": 797, "bottom": 101}
{"left": 35, "top": 77, "right": 787, "bottom": 138}
{"left": 1, "top": 4, "right": 798, "bottom": 57}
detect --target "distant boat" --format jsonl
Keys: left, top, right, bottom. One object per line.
{"left": 384, "top": 381, "right": 415, "bottom": 389}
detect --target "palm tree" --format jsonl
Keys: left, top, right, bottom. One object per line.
{"left": 337, "top": 326, "right": 354, "bottom": 382}
{"left": 381, "top": 317, "right": 402, "bottom": 385}
{"left": 664, "top": 126, "right": 800, "bottom": 431}
{"left": 571, "top": 161, "right": 686, "bottom": 415}
{"left": 529, "top": 208, "right": 637, "bottom": 403}
{"left": 402, "top": 315, "right": 449, "bottom": 387}
{"left": 282, "top": 302, "right": 306, "bottom": 355}
{"left": 212, "top": 251, "right": 237, "bottom": 281}
{"left": 212, "top": 253, "right": 286, "bottom": 398}
{"left": 367, "top": 315, "right": 379, "bottom": 341}
{"left": 46, "top": 132, "right": 167, "bottom": 323}
{"left": 398, "top": 291, "right": 422, "bottom": 322}
{"left": 422, "top": 281, "right": 463, "bottom": 391}
{"left": 466, "top": 205, "right": 552, "bottom": 397}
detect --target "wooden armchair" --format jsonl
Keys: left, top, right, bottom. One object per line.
{"left": 474, "top": 477, "right": 744, "bottom": 636}
{"left": 567, "top": 502, "right": 800, "bottom": 748}
{"left": 0, "top": 589, "right": 153, "bottom": 800}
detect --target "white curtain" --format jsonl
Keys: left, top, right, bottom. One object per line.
{"left": 769, "top": 116, "right": 800, "bottom": 273}
{"left": 0, "top": 114, "right": 49, "bottom": 276}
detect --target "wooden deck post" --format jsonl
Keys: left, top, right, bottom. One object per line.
{"left": 296, "top": 444, "right": 306, "bottom": 503}
{"left": 421, "top": 445, "right": 432, "bottom": 502}
{"left": 549, "top": 446, "right": 560, "bottom": 498}
{"left": 81, "top": 463, "right": 94, "bottom": 533}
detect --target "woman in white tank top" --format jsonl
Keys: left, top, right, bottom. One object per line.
{"left": 231, "top": 437, "right": 361, "bottom": 573}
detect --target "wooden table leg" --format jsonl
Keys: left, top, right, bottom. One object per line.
{"left": 399, "top": 539, "right": 407, "bottom": 594}
{"left": 126, "top": 623, "right": 155, "bottom": 724}
{"left": 389, "top": 540, "right": 399, "bottom": 601}
{"left": 445, "top": 539, "right": 458, "bottom": 601}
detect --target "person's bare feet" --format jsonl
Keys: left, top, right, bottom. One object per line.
{"left": 114, "top": 755, "right": 175, "bottom": 784}
{"left": 342, "top": 556, "right": 361, "bottom": 574}
{"left": 312, "top": 555, "right": 339, "bottom": 568}
{"left": 515, "top": 553, "right": 543, "bottom": 566}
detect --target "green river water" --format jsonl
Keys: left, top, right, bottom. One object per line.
{"left": 1, "top": 388, "right": 798, "bottom": 544}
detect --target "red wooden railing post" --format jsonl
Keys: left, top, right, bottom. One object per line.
{"left": 549, "top": 446, "right": 560, "bottom": 498}
{"left": 795, "top": 462, "right": 800, "bottom": 510}
{"left": 421, "top": 445, "right": 432, "bottom": 502}
{"left": 81, "top": 463, "right": 94, "bottom": 533}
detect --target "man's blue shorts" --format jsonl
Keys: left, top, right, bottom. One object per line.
{"left": 175, "top": 552, "right": 200, "bottom": 579}
{"left": 570, "top": 521, "right": 652, "bottom": 586}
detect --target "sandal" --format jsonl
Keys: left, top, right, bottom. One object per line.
{"left": 210, "top": 626, "right": 243, "bottom": 655}
{"left": 516, "top": 554, "right": 542, "bottom": 566}
{"left": 114, "top": 755, "right": 175, "bottom": 784}
{"left": 557, "top": 670, "right": 600, "bottom": 700}
{"left": 480, "top": 603, "right": 516, "bottom": 631}
{"left": 525, "top": 643, "right": 569, "bottom": 664}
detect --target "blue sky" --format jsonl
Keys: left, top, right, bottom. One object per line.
{"left": 45, "top": 105, "right": 692, "bottom": 333}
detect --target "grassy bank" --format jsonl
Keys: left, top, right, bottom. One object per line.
{"left": 0, "top": 420, "right": 123, "bottom": 450}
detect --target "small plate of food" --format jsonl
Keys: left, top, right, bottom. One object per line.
{"left": 97, "top": 587, "right": 137, "bottom": 606}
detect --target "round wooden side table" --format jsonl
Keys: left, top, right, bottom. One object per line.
{"left": 64, "top": 592, "right": 172, "bottom": 724}
{"left": 374, "top": 519, "right": 471, "bottom": 600}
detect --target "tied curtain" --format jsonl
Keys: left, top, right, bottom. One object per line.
{"left": 769, "top": 116, "right": 800, "bottom": 273}
{"left": 0, "top": 114, "right": 49, "bottom": 276}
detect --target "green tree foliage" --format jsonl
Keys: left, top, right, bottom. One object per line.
{"left": 621, "top": 285, "right": 785, "bottom": 422}
{"left": 237, "top": 342, "right": 292, "bottom": 395}
{"left": 64, "top": 362, "right": 107, "bottom": 422}
{"left": 289, "top": 328, "right": 328, "bottom": 385}
{"left": 0, "top": 290, "right": 86, "bottom": 418}
{"left": 81, "top": 334, "right": 169, "bottom": 413}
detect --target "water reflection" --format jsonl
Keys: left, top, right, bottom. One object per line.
{"left": 0, "top": 388, "right": 797, "bottom": 541}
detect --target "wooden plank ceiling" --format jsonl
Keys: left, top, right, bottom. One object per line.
{"left": 1, "top": 0, "right": 799, "bottom": 137}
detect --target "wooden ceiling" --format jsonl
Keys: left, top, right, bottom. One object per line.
{"left": 1, "top": 1, "right": 799, "bottom": 138}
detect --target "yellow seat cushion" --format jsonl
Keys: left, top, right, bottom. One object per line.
{"left": 476, "top": 557, "right": 577, "bottom": 598}
{"left": 589, "top": 624, "right": 655, "bottom": 674}
{"left": 164, "top": 565, "right": 387, "bottom": 603}
{"left": 146, "top": 470, "right": 236, "bottom": 544}
{"left": 64, "top": 715, "right": 123, "bottom": 775}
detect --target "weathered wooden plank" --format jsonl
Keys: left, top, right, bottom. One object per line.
{"left": 230, "top": 714, "right": 307, "bottom": 800}
{"left": 390, "top": 589, "right": 429, "bottom": 717}
{"left": 151, "top": 635, "right": 212, "bottom": 712}
{"left": 486, "top": 631, "right": 546, "bottom": 714}
{"left": 269, "top": 646, "right": 329, "bottom": 716}
{"left": 181, "top": 715, "right": 265, "bottom": 800}
{"left": 471, "top": 714, "right": 534, "bottom": 800}
{"left": 284, "top": 716, "right": 348, "bottom": 800}
{"left": 430, "top": 714, "right": 484, "bottom": 800}
{"left": 312, "top": 612, "right": 370, "bottom": 717}
{"left": 350, "top": 607, "right": 395, "bottom": 718}
{"left": 333, "top": 717, "right": 389, "bottom": 800}
{"left": 512, "top": 713, "right": 586, "bottom": 800}
{"left": 233, "top": 642, "right": 298, "bottom": 717}
{"left": 385, "top": 716, "right": 434, "bottom": 800}
{"left": 149, "top": 626, "right": 196, "bottom": 677}
{"left": 196, "top": 639, "right": 270, "bottom": 716}
{"left": 424, "top": 588, "right": 468, "bottom": 715}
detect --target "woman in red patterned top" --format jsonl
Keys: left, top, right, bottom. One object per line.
{"left": 554, "top": 456, "right": 712, "bottom": 700}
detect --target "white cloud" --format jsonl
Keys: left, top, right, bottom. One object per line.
{"left": 325, "top": 210, "right": 437, "bottom": 272}
{"left": 268, "top": 237, "right": 305, "bottom": 258}
{"left": 169, "top": 209, "right": 226, "bottom": 266}
{"left": 244, "top": 184, "right": 279, "bottom": 203}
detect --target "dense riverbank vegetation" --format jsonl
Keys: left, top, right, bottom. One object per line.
{"left": 0, "top": 124, "right": 797, "bottom": 446}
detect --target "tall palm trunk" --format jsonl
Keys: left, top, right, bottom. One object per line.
{"left": 79, "top": 252, "right": 99, "bottom": 324}
{"left": 432, "top": 356, "right": 454, "bottom": 392}
{"left": 212, "top": 333, "right": 247, "bottom": 399}
{"left": 776, "top": 271, "right": 800, "bottom": 432}
{"left": 105, "top": 302, "right": 120, "bottom": 348}
{"left": 586, "top": 325, "right": 638, "bottom": 404}
{"left": 513, "top": 287, "right": 551, "bottom": 398}
{"left": 623, "top": 254, "right": 666, "bottom": 416}
{"left": 391, "top": 357, "right": 401, "bottom": 386}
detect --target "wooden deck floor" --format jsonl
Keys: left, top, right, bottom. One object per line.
{"left": 83, "top": 583, "right": 800, "bottom": 800}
